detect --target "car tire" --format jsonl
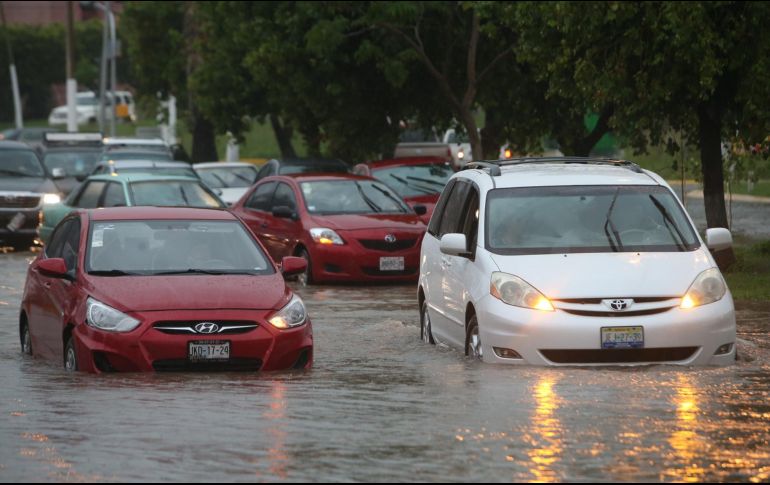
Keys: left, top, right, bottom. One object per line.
{"left": 20, "top": 320, "right": 32, "bottom": 356}
{"left": 63, "top": 335, "right": 78, "bottom": 372}
{"left": 297, "top": 248, "right": 313, "bottom": 286}
{"left": 420, "top": 300, "right": 435, "bottom": 345}
{"left": 465, "top": 315, "right": 483, "bottom": 361}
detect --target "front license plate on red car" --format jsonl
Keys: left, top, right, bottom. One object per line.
{"left": 601, "top": 326, "right": 644, "bottom": 349}
{"left": 379, "top": 256, "right": 405, "bottom": 271}
{"left": 188, "top": 340, "right": 230, "bottom": 362}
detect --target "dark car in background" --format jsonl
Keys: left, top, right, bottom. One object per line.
{"left": 255, "top": 158, "right": 349, "bottom": 182}
{"left": 40, "top": 132, "right": 104, "bottom": 196}
{"left": 0, "top": 127, "right": 59, "bottom": 155}
{"left": 0, "top": 141, "right": 62, "bottom": 248}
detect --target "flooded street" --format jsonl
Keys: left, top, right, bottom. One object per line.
{"left": 0, "top": 251, "right": 768, "bottom": 482}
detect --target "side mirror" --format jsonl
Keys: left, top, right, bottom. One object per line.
{"left": 440, "top": 233, "right": 469, "bottom": 257}
{"left": 37, "top": 258, "right": 69, "bottom": 278}
{"left": 413, "top": 204, "right": 427, "bottom": 216}
{"left": 706, "top": 228, "right": 733, "bottom": 251}
{"left": 272, "top": 206, "right": 297, "bottom": 220}
{"left": 281, "top": 256, "right": 307, "bottom": 277}
{"left": 51, "top": 167, "right": 66, "bottom": 179}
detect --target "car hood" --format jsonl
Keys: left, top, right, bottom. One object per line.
{"left": 309, "top": 213, "right": 425, "bottom": 231}
{"left": 84, "top": 272, "right": 291, "bottom": 312}
{"left": 489, "top": 249, "right": 714, "bottom": 298}
{"left": 0, "top": 177, "right": 57, "bottom": 193}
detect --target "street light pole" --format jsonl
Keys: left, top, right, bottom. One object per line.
{"left": 65, "top": 1, "right": 77, "bottom": 132}
{"left": 0, "top": 1, "right": 23, "bottom": 129}
{"left": 107, "top": 0, "right": 116, "bottom": 137}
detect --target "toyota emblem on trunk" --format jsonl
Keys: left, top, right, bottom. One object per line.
{"left": 194, "top": 322, "right": 220, "bottom": 334}
{"left": 384, "top": 234, "right": 397, "bottom": 243}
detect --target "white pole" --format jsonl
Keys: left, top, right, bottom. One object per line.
{"left": 97, "top": 3, "right": 107, "bottom": 133}
{"left": 107, "top": 1, "right": 116, "bottom": 137}
{"left": 168, "top": 94, "right": 177, "bottom": 145}
{"left": 9, "top": 63, "right": 22, "bottom": 129}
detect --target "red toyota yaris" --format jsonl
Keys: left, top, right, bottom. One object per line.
{"left": 19, "top": 206, "right": 312, "bottom": 373}
{"left": 230, "top": 174, "right": 427, "bottom": 284}
{"left": 352, "top": 156, "right": 454, "bottom": 224}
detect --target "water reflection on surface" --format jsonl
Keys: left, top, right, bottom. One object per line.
{"left": 0, "top": 252, "right": 769, "bottom": 481}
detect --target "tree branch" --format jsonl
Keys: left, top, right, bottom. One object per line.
{"left": 477, "top": 48, "right": 515, "bottom": 85}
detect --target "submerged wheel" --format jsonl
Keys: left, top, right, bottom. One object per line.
{"left": 64, "top": 336, "right": 78, "bottom": 372}
{"left": 296, "top": 248, "right": 313, "bottom": 286}
{"left": 20, "top": 320, "right": 32, "bottom": 355}
{"left": 465, "top": 315, "right": 483, "bottom": 361}
{"left": 420, "top": 300, "right": 435, "bottom": 345}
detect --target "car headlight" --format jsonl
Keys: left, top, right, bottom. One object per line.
{"left": 309, "top": 227, "right": 344, "bottom": 246}
{"left": 86, "top": 297, "right": 141, "bottom": 332}
{"left": 680, "top": 268, "right": 726, "bottom": 309}
{"left": 490, "top": 272, "right": 554, "bottom": 311}
{"left": 42, "top": 193, "right": 61, "bottom": 205}
{"left": 268, "top": 294, "right": 307, "bottom": 329}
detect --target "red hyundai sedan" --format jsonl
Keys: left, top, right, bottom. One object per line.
{"left": 19, "top": 206, "right": 312, "bottom": 373}
{"left": 230, "top": 174, "right": 427, "bottom": 284}
{"left": 352, "top": 156, "right": 454, "bottom": 224}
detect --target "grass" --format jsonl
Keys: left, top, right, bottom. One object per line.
{"left": 727, "top": 180, "right": 770, "bottom": 198}
{"left": 724, "top": 240, "right": 770, "bottom": 301}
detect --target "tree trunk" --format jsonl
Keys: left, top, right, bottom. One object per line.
{"left": 458, "top": 106, "right": 482, "bottom": 163}
{"left": 481, "top": 107, "right": 503, "bottom": 160}
{"left": 191, "top": 113, "right": 217, "bottom": 163}
{"left": 269, "top": 113, "right": 296, "bottom": 159}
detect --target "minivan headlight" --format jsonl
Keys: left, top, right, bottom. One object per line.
{"left": 86, "top": 297, "right": 140, "bottom": 332}
{"left": 680, "top": 268, "right": 726, "bottom": 309}
{"left": 490, "top": 272, "right": 554, "bottom": 311}
{"left": 268, "top": 294, "right": 307, "bottom": 329}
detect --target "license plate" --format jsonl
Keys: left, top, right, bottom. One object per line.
{"left": 601, "top": 326, "right": 644, "bottom": 349}
{"left": 188, "top": 340, "right": 230, "bottom": 362}
{"left": 6, "top": 213, "right": 25, "bottom": 232}
{"left": 379, "top": 256, "right": 405, "bottom": 271}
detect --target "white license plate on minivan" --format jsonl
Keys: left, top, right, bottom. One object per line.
{"left": 601, "top": 326, "right": 644, "bottom": 349}
{"left": 188, "top": 340, "right": 230, "bottom": 361}
{"left": 379, "top": 257, "right": 404, "bottom": 271}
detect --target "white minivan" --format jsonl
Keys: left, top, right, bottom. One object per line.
{"left": 418, "top": 157, "right": 736, "bottom": 366}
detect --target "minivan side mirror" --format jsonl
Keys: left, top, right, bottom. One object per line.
{"left": 440, "top": 233, "right": 469, "bottom": 257}
{"left": 272, "top": 206, "right": 297, "bottom": 220}
{"left": 706, "top": 228, "right": 732, "bottom": 251}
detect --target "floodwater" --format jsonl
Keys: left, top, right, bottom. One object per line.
{"left": 0, "top": 251, "right": 768, "bottom": 482}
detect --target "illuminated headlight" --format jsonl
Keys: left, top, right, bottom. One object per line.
{"left": 86, "top": 297, "right": 140, "bottom": 332}
{"left": 42, "top": 193, "right": 61, "bottom": 205}
{"left": 490, "top": 272, "right": 554, "bottom": 311}
{"left": 680, "top": 268, "right": 726, "bottom": 309}
{"left": 457, "top": 149, "right": 465, "bottom": 159}
{"left": 310, "top": 227, "right": 344, "bottom": 246}
{"left": 268, "top": 294, "right": 307, "bottom": 329}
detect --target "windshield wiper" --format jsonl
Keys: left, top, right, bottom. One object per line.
{"left": 389, "top": 174, "right": 435, "bottom": 195}
{"left": 152, "top": 268, "right": 258, "bottom": 276}
{"left": 405, "top": 175, "right": 446, "bottom": 187}
{"left": 648, "top": 195, "right": 687, "bottom": 251}
{"left": 210, "top": 172, "right": 229, "bottom": 188}
{"left": 355, "top": 182, "right": 382, "bottom": 212}
{"left": 370, "top": 184, "right": 409, "bottom": 213}
{"left": 178, "top": 185, "right": 190, "bottom": 205}
{"left": 88, "top": 269, "right": 142, "bottom": 276}
{"left": 603, "top": 188, "right": 624, "bottom": 252}
{"left": 0, "top": 169, "right": 34, "bottom": 177}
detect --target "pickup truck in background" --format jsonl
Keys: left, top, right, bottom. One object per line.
{"left": 394, "top": 127, "right": 472, "bottom": 170}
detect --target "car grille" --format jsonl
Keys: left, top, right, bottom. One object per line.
{"left": 361, "top": 266, "right": 418, "bottom": 277}
{"left": 539, "top": 347, "right": 699, "bottom": 364}
{"left": 358, "top": 239, "right": 417, "bottom": 252}
{"left": 153, "top": 358, "right": 262, "bottom": 372}
{"left": 0, "top": 194, "right": 41, "bottom": 209}
{"left": 153, "top": 321, "right": 258, "bottom": 335}
{"left": 552, "top": 296, "right": 680, "bottom": 317}
{"left": 561, "top": 308, "right": 674, "bottom": 317}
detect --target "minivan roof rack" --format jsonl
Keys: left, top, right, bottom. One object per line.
{"left": 464, "top": 157, "right": 644, "bottom": 175}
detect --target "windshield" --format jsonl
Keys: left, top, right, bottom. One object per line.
{"left": 102, "top": 151, "right": 173, "bottom": 162}
{"left": 129, "top": 181, "right": 224, "bottom": 208}
{"left": 372, "top": 163, "right": 453, "bottom": 197}
{"left": 301, "top": 180, "right": 411, "bottom": 215}
{"left": 43, "top": 151, "right": 100, "bottom": 177}
{"left": 87, "top": 220, "right": 272, "bottom": 275}
{"left": 0, "top": 150, "right": 45, "bottom": 177}
{"left": 198, "top": 166, "right": 258, "bottom": 188}
{"left": 279, "top": 162, "right": 347, "bottom": 175}
{"left": 486, "top": 185, "right": 700, "bottom": 254}
{"left": 115, "top": 166, "right": 197, "bottom": 178}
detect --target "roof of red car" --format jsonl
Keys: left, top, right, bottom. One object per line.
{"left": 86, "top": 206, "right": 234, "bottom": 221}
{"left": 363, "top": 156, "right": 451, "bottom": 169}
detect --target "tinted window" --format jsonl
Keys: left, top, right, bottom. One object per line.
{"left": 75, "top": 181, "right": 107, "bottom": 208}
{"left": 61, "top": 218, "right": 81, "bottom": 272}
{"left": 245, "top": 182, "right": 277, "bottom": 211}
{"left": 46, "top": 218, "right": 74, "bottom": 258}
{"left": 129, "top": 181, "right": 223, "bottom": 208}
{"left": 427, "top": 179, "right": 456, "bottom": 237}
{"left": 43, "top": 150, "right": 100, "bottom": 177}
{"left": 0, "top": 149, "right": 45, "bottom": 177}
{"left": 438, "top": 181, "right": 470, "bottom": 237}
{"left": 103, "top": 182, "right": 127, "bottom": 207}
{"left": 460, "top": 188, "right": 480, "bottom": 254}
{"left": 256, "top": 163, "right": 275, "bottom": 180}
{"left": 485, "top": 185, "right": 700, "bottom": 255}
{"left": 272, "top": 183, "right": 297, "bottom": 211}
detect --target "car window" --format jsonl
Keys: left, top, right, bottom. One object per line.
{"left": 103, "top": 182, "right": 127, "bottom": 207}
{"left": 61, "top": 218, "right": 81, "bottom": 272}
{"left": 0, "top": 149, "right": 45, "bottom": 177}
{"left": 300, "top": 180, "right": 409, "bottom": 215}
{"left": 197, "top": 166, "right": 258, "bottom": 189}
{"left": 245, "top": 182, "right": 277, "bottom": 211}
{"left": 372, "top": 163, "right": 453, "bottom": 197}
{"left": 74, "top": 181, "right": 107, "bottom": 208}
{"left": 272, "top": 182, "right": 297, "bottom": 211}
{"left": 427, "top": 179, "right": 456, "bottom": 237}
{"left": 129, "top": 181, "right": 223, "bottom": 208}
{"left": 256, "top": 163, "right": 274, "bottom": 181}
{"left": 437, "top": 181, "right": 470, "bottom": 237}
{"left": 460, "top": 187, "right": 480, "bottom": 254}
{"left": 43, "top": 150, "right": 101, "bottom": 177}
{"left": 46, "top": 218, "right": 75, "bottom": 258}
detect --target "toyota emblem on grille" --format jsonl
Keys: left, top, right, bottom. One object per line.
{"left": 603, "top": 299, "right": 633, "bottom": 311}
{"left": 194, "top": 322, "right": 220, "bottom": 334}
{"left": 384, "top": 234, "right": 397, "bottom": 243}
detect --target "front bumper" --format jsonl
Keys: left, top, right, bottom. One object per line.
{"left": 71, "top": 309, "right": 313, "bottom": 373}
{"left": 475, "top": 294, "right": 736, "bottom": 366}
{"left": 309, "top": 242, "right": 421, "bottom": 283}
{"left": 0, "top": 208, "right": 42, "bottom": 242}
